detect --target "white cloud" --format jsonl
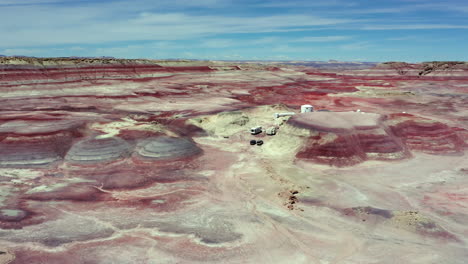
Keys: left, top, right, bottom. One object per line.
{"left": 0, "top": 0, "right": 228, "bottom": 7}
{"left": 387, "top": 36, "right": 419, "bottom": 41}
{"left": 250, "top": 37, "right": 281, "bottom": 45}
{"left": 0, "top": 0, "right": 69, "bottom": 5}
{"left": 292, "top": 36, "right": 352, "bottom": 42}
{"left": 1, "top": 0, "right": 467, "bottom": 61}
{"left": 0, "top": 5, "right": 354, "bottom": 48}
{"left": 339, "top": 42, "right": 373, "bottom": 50}
{"left": 2, "top": 48, "right": 43, "bottom": 55}
{"left": 201, "top": 39, "right": 234, "bottom": 48}
{"left": 362, "top": 24, "right": 468, "bottom": 30}
{"left": 199, "top": 35, "right": 352, "bottom": 49}
{"left": 409, "top": 3, "right": 468, "bottom": 13}
{"left": 70, "top": 46, "right": 85, "bottom": 51}
{"left": 270, "top": 45, "right": 316, "bottom": 53}
{"left": 253, "top": 0, "right": 357, "bottom": 8}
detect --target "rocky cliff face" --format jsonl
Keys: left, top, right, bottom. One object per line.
{"left": 344, "top": 61, "right": 468, "bottom": 77}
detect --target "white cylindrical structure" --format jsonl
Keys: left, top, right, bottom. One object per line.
{"left": 301, "top": 105, "right": 314, "bottom": 113}
{"left": 274, "top": 112, "right": 296, "bottom": 118}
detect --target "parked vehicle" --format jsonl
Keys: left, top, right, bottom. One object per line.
{"left": 250, "top": 140, "right": 257, "bottom": 145}
{"left": 256, "top": 140, "right": 264, "bottom": 146}
{"left": 266, "top": 127, "right": 277, "bottom": 135}
{"left": 250, "top": 126, "right": 262, "bottom": 135}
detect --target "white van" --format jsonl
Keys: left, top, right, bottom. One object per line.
{"left": 250, "top": 126, "right": 262, "bottom": 135}
{"left": 266, "top": 127, "right": 277, "bottom": 135}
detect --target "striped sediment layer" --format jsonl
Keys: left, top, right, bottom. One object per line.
{"left": 137, "top": 136, "right": 201, "bottom": 160}
{"left": 65, "top": 137, "right": 131, "bottom": 163}
{"left": 291, "top": 112, "right": 466, "bottom": 167}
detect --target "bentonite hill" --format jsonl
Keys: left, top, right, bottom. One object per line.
{"left": 0, "top": 57, "right": 467, "bottom": 263}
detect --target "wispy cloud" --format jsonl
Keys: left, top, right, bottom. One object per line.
{"left": 362, "top": 24, "right": 468, "bottom": 30}
{"left": 0, "top": 0, "right": 69, "bottom": 5}
{"left": 0, "top": 0, "right": 228, "bottom": 7}
{"left": 250, "top": 37, "right": 281, "bottom": 45}
{"left": 252, "top": 0, "right": 357, "bottom": 8}
{"left": 387, "top": 36, "right": 420, "bottom": 41}
{"left": 195, "top": 36, "right": 352, "bottom": 50}
{"left": 0, "top": 1, "right": 354, "bottom": 48}
{"left": 2, "top": 46, "right": 87, "bottom": 56}
{"left": 1, "top": 0, "right": 467, "bottom": 61}
{"left": 339, "top": 41, "right": 374, "bottom": 50}
{"left": 408, "top": 2, "right": 468, "bottom": 13}
{"left": 292, "top": 36, "right": 352, "bottom": 42}
{"left": 201, "top": 39, "right": 235, "bottom": 48}
{"left": 2, "top": 48, "right": 44, "bottom": 55}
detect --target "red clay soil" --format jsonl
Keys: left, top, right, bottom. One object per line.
{"left": 0, "top": 58, "right": 467, "bottom": 263}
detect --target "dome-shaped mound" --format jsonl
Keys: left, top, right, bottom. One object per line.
{"left": 0, "top": 141, "right": 61, "bottom": 167}
{"left": 0, "top": 134, "right": 72, "bottom": 167}
{"left": 65, "top": 137, "right": 131, "bottom": 163}
{"left": 137, "top": 136, "right": 201, "bottom": 160}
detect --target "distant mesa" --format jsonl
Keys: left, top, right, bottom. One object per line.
{"left": 284, "top": 61, "right": 377, "bottom": 70}
{"left": 11, "top": 55, "right": 33, "bottom": 58}
{"left": 376, "top": 61, "right": 468, "bottom": 76}
{"left": 68, "top": 56, "right": 116, "bottom": 59}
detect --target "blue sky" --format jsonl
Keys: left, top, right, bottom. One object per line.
{"left": 1, "top": 0, "right": 467, "bottom": 62}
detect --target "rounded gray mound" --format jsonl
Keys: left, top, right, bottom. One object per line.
{"left": 0, "top": 142, "right": 60, "bottom": 167}
{"left": 65, "top": 137, "right": 131, "bottom": 163}
{"left": 138, "top": 136, "right": 201, "bottom": 160}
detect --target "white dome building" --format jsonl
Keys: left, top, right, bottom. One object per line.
{"left": 301, "top": 105, "right": 314, "bottom": 113}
